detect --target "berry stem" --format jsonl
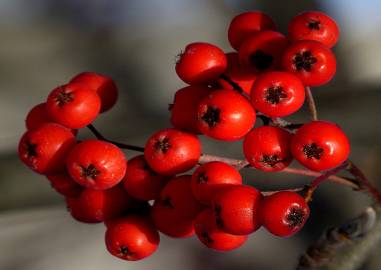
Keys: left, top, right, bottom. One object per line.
{"left": 219, "top": 74, "right": 244, "bottom": 93}
{"left": 305, "top": 86, "right": 318, "bottom": 121}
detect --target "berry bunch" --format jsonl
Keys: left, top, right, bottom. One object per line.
{"left": 19, "top": 11, "right": 354, "bottom": 262}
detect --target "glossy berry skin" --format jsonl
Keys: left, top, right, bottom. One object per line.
{"left": 175, "top": 42, "right": 227, "bottom": 85}
{"left": 144, "top": 128, "right": 201, "bottom": 175}
{"left": 195, "top": 209, "right": 248, "bottom": 251}
{"left": 123, "top": 155, "right": 171, "bottom": 201}
{"left": 243, "top": 126, "right": 293, "bottom": 172}
{"left": 25, "top": 103, "right": 52, "bottom": 130}
{"left": 291, "top": 121, "right": 350, "bottom": 171}
{"left": 70, "top": 72, "right": 118, "bottom": 113}
{"left": 46, "top": 82, "right": 101, "bottom": 129}
{"left": 105, "top": 215, "right": 160, "bottom": 261}
{"left": 170, "top": 85, "right": 214, "bottom": 134}
{"left": 66, "top": 185, "right": 132, "bottom": 223}
{"left": 281, "top": 40, "right": 336, "bottom": 86}
{"left": 197, "top": 89, "right": 256, "bottom": 141}
{"left": 47, "top": 172, "right": 83, "bottom": 198}
{"left": 288, "top": 11, "right": 339, "bottom": 48}
{"left": 212, "top": 185, "right": 262, "bottom": 235}
{"left": 259, "top": 191, "right": 310, "bottom": 237}
{"left": 228, "top": 11, "right": 276, "bottom": 50}
{"left": 18, "top": 123, "right": 76, "bottom": 175}
{"left": 191, "top": 161, "right": 242, "bottom": 204}
{"left": 217, "top": 52, "right": 256, "bottom": 95}
{"left": 251, "top": 71, "right": 305, "bottom": 117}
{"left": 66, "top": 140, "right": 127, "bottom": 190}
{"left": 238, "top": 30, "right": 288, "bottom": 74}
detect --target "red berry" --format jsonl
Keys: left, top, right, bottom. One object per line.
{"left": 105, "top": 215, "right": 160, "bottom": 261}
{"left": 288, "top": 11, "right": 339, "bottom": 48}
{"left": 195, "top": 209, "right": 248, "bottom": 251}
{"left": 243, "top": 126, "right": 293, "bottom": 172}
{"left": 260, "top": 191, "right": 310, "bottom": 237}
{"left": 47, "top": 172, "right": 83, "bottom": 197}
{"left": 175, "top": 42, "right": 227, "bottom": 85}
{"left": 238, "top": 30, "right": 288, "bottom": 74}
{"left": 46, "top": 82, "right": 101, "bottom": 129}
{"left": 212, "top": 185, "right": 262, "bottom": 235}
{"left": 281, "top": 40, "right": 336, "bottom": 86}
{"left": 25, "top": 103, "right": 52, "bottom": 130}
{"left": 291, "top": 121, "right": 350, "bottom": 171}
{"left": 191, "top": 161, "right": 242, "bottom": 204}
{"left": 66, "top": 140, "right": 127, "bottom": 190}
{"left": 66, "top": 184, "right": 132, "bottom": 223}
{"left": 197, "top": 89, "right": 256, "bottom": 141}
{"left": 144, "top": 128, "right": 201, "bottom": 175}
{"left": 123, "top": 155, "right": 171, "bottom": 201}
{"left": 228, "top": 11, "right": 276, "bottom": 50}
{"left": 18, "top": 123, "right": 76, "bottom": 175}
{"left": 217, "top": 52, "right": 257, "bottom": 95}
{"left": 250, "top": 71, "right": 305, "bottom": 117}
{"left": 170, "top": 85, "right": 214, "bottom": 134}
{"left": 70, "top": 72, "right": 118, "bottom": 113}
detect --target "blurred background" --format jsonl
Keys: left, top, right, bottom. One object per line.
{"left": 0, "top": 0, "right": 380, "bottom": 269}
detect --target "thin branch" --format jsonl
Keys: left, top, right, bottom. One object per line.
{"left": 305, "top": 86, "right": 318, "bottom": 121}
{"left": 219, "top": 74, "right": 244, "bottom": 93}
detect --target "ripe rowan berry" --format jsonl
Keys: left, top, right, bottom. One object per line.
{"left": 66, "top": 184, "right": 132, "bottom": 223}
{"left": 197, "top": 89, "right": 256, "bottom": 141}
{"left": 211, "top": 185, "right": 262, "bottom": 235}
{"left": 66, "top": 140, "right": 127, "bottom": 190}
{"left": 18, "top": 123, "right": 76, "bottom": 175}
{"left": 25, "top": 103, "right": 52, "bottom": 130}
{"left": 291, "top": 121, "right": 350, "bottom": 171}
{"left": 175, "top": 42, "right": 227, "bottom": 85}
{"left": 46, "top": 82, "right": 101, "bottom": 129}
{"left": 243, "top": 126, "right": 293, "bottom": 172}
{"left": 288, "top": 11, "right": 339, "bottom": 48}
{"left": 238, "top": 30, "right": 288, "bottom": 74}
{"left": 281, "top": 40, "right": 336, "bottom": 86}
{"left": 123, "top": 155, "right": 171, "bottom": 201}
{"left": 144, "top": 128, "right": 201, "bottom": 175}
{"left": 195, "top": 209, "right": 248, "bottom": 251}
{"left": 259, "top": 191, "right": 310, "bottom": 237}
{"left": 250, "top": 71, "right": 305, "bottom": 117}
{"left": 105, "top": 215, "right": 160, "bottom": 261}
{"left": 70, "top": 72, "right": 118, "bottom": 113}
{"left": 170, "top": 85, "right": 214, "bottom": 134}
{"left": 191, "top": 161, "right": 242, "bottom": 204}
{"left": 47, "top": 172, "right": 83, "bottom": 198}
{"left": 228, "top": 11, "right": 276, "bottom": 50}
{"left": 217, "top": 52, "right": 257, "bottom": 95}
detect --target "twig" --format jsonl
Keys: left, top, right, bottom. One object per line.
{"left": 219, "top": 74, "right": 244, "bottom": 93}
{"left": 305, "top": 86, "right": 318, "bottom": 121}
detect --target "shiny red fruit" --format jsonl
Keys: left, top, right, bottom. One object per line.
{"left": 46, "top": 82, "right": 101, "bottom": 129}
{"left": 228, "top": 11, "right": 276, "bottom": 50}
{"left": 123, "top": 155, "right": 171, "bottom": 201}
{"left": 66, "top": 140, "right": 127, "bottom": 190}
{"left": 191, "top": 161, "right": 242, "bottom": 204}
{"left": 175, "top": 42, "right": 227, "bottom": 85}
{"left": 238, "top": 30, "right": 288, "bottom": 74}
{"left": 212, "top": 185, "right": 262, "bottom": 235}
{"left": 250, "top": 71, "right": 305, "bottom": 117}
{"left": 195, "top": 209, "right": 248, "bottom": 251}
{"left": 170, "top": 85, "right": 214, "bottom": 134}
{"left": 144, "top": 128, "right": 201, "bottom": 175}
{"left": 288, "top": 11, "right": 339, "bottom": 48}
{"left": 281, "top": 40, "right": 336, "bottom": 86}
{"left": 18, "top": 123, "right": 76, "bottom": 175}
{"left": 66, "top": 184, "right": 132, "bottom": 223}
{"left": 197, "top": 89, "right": 256, "bottom": 141}
{"left": 70, "top": 72, "right": 118, "bottom": 113}
{"left": 217, "top": 52, "right": 256, "bottom": 95}
{"left": 105, "top": 215, "right": 160, "bottom": 261}
{"left": 47, "top": 172, "right": 83, "bottom": 197}
{"left": 260, "top": 191, "right": 310, "bottom": 237}
{"left": 243, "top": 126, "right": 293, "bottom": 172}
{"left": 25, "top": 103, "right": 52, "bottom": 130}
{"left": 291, "top": 121, "right": 350, "bottom": 171}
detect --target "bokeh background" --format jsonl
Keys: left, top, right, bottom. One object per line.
{"left": 0, "top": 0, "right": 380, "bottom": 269}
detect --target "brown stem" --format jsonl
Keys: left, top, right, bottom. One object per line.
{"left": 305, "top": 86, "right": 318, "bottom": 121}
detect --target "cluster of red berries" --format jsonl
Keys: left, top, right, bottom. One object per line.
{"left": 19, "top": 10, "right": 350, "bottom": 261}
